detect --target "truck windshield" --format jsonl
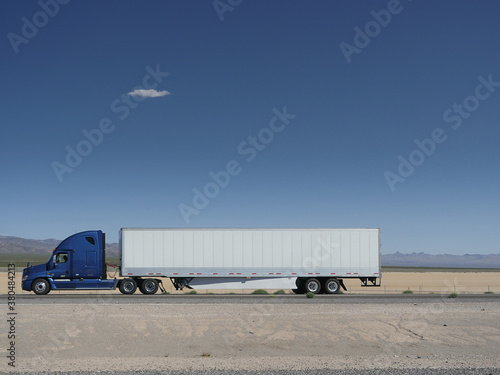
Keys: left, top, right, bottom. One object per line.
{"left": 46, "top": 251, "right": 55, "bottom": 269}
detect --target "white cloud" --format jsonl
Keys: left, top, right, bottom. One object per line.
{"left": 127, "top": 89, "right": 170, "bottom": 98}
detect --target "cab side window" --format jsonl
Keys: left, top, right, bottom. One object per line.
{"left": 56, "top": 253, "right": 68, "bottom": 264}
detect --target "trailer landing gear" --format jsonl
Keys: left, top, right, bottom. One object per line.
{"left": 170, "top": 277, "right": 193, "bottom": 291}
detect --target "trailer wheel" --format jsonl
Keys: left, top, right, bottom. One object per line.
{"left": 324, "top": 278, "right": 341, "bottom": 294}
{"left": 119, "top": 278, "right": 137, "bottom": 295}
{"left": 304, "top": 278, "right": 321, "bottom": 294}
{"left": 139, "top": 279, "right": 159, "bottom": 295}
{"left": 32, "top": 278, "right": 50, "bottom": 295}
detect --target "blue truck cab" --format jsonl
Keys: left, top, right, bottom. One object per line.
{"left": 22, "top": 230, "right": 118, "bottom": 295}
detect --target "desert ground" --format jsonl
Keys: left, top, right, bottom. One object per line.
{"left": 6, "top": 297, "right": 500, "bottom": 372}
{"left": 2, "top": 269, "right": 499, "bottom": 295}
{"left": 1, "top": 270, "right": 500, "bottom": 372}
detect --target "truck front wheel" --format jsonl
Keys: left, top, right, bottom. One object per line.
{"left": 32, "top": 278, "right": 51, "bottom": 295}
{"left": 119, "top": 279, "right": 137, "bottom": 295}
{"left": 139, "top": 279, "right": 159, "bottom": 295}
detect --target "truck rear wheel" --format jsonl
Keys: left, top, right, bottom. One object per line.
{"left": 304, "top": 278, "right": 321, "bottom": 294}
{"left": 139, "top": 279, "right": 159, "bottom": 295}
{"left": 119, "top": 278, "right": 137, "bottom": 295}
{"left": 324, "top": 278, "right": 341, "bottom": 294}
{"left": 32, "top": 278, "right": 50, "bottom": 295}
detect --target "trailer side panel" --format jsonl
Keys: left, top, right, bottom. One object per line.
{"left": 120, "top": 228, "right": 380, "bottom": 279}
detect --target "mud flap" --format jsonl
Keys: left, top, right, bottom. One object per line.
{"left": 158, "top": 279, "right": 166, "bottom": 294}
{"left": 339, "top": 279, "right": 347, "bottom": 291}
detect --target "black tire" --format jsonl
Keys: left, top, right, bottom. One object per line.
{"left": 295, "top": 278, "right": 302, "bottom": 288}
{"left": 119, "top": 278, "right": 137, "bottom": 295}
{"left": 324, "top": 278, "right": 341, "bottom": 294}
{"left": 303, "top": 278, "right": 321, "bottom": 294}
{"left": 32, "top": 278, "right": 51, "bottom": 295}
{"left": 139, "top": 279, "right": 159, "bottom": 295}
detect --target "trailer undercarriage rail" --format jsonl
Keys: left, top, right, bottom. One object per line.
{"left": 360, "top": 277, "right": 381, "bottom": 287}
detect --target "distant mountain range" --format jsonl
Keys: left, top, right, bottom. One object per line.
{"left": 0, "top": 235, "right": 120, "bottom": 256}
{"left": 381, "top": 251, "right": 500, "bottom": 268}
{"left": 0, "top": 235, "right": 498, "bottom": 268}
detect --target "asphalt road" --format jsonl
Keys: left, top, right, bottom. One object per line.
{"left": 11, "top": 293, "right": 500, "bottom": 305}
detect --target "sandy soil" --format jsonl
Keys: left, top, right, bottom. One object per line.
{"left": 3, "top": 299, "right": 500, "bottom": 372}
{"left": 2, "top": 270, "right": 500, "bottom": 371}
{"left": 2, "top": 270, "right": 499, "bottom": 295}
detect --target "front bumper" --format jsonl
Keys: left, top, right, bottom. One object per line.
{"left": 22, "top": 279, "right": 33, "bottom": 292}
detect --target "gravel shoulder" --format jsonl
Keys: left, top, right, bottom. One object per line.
{"left": 3, "top": 299, "right": 500, "bottom": 372}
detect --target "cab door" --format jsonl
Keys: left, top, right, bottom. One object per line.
{"left": 50, "top": 251, "right": 76, "bottom": 288}
{"left": 77, "top": 234, "right": 100, "bottom": 278}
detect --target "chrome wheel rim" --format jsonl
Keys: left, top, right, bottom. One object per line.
{"left": 35, "top": 281, "right": 46, "bottom": 292}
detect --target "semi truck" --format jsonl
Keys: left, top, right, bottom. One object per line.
{"left": 22, "top": 228, "right": 381, "bottom": 295}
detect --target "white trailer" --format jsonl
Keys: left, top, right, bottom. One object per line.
{"left": 119, "top": 228, "right": 381, "bottom": 294}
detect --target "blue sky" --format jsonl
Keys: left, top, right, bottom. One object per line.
{"left": 1, "top": 1, "right": 499, "bottom": 255}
